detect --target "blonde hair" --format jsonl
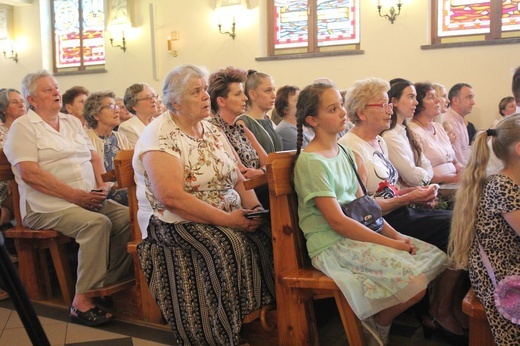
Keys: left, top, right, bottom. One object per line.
{"left": 344, "top": 78, "right": 389, "bottom": 124}
{"left": 449, "top": 114, "right": 520, "bottom": 269}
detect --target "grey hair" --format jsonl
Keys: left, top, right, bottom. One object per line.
{"left": 0, "top": 89, "right": 23, "bottom": 122}
{"left": 344, "top": 77, "right": 390, "bottom": 124}
{"left": 83, "top": 91, "right": 116, "bottom": 129}
{"left": 162, "top": 64, "right": 208, "bottom": 112}
{"left": 21, "top": 70, "right": 54, "bottom": 110}
{"left": 123, "top": 83, "right": 152, "bottom": 115}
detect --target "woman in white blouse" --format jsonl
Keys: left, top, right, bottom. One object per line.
{"left": 408, "top": 83, "right": 463, "bottom": 186}
{"left": 381, "top": 79, "right": 433, "bottom": 187}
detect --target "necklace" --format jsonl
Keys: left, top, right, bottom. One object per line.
{"left": 412, "top": 118, "right": 436, "bottom": 135}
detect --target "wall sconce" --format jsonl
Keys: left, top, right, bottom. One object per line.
{"left": 215, "top": 0, "right": 250, "bottom": 40}
{"left": 110, "top": 33, "right": 127, "bottom": 52}
{"left": 3, "top": 49, "right": 18, "bottom": 63}
{"left": 377, "top": 0, "right": 402, "bottom": 24}
{"left": 218, "top": 19, "right": 236, "bottom": 40}
{"left": 167, "top": 31, "right": 179, "bottom": 57}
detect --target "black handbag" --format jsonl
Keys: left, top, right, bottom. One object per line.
{"left": 339, "top": 146, "right": 384, "bottom": 233}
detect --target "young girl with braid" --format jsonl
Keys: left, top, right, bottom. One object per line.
{"left": 292, "top": 83, "right": 448, "bottom": 345}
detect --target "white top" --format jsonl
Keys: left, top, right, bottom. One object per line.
{"left": 381, "top": 124, "right": 433, "bottom": 187}
{"left": 339, "top": 132, "right": 399, "bottom": 195}
{"left": 118, "top": 115, "right": 146, "bottom": 147}
{"left": 133, "top": 112, "right": 239, "bottom": 238}
{"left": 4, "top": 110, "right": 96, "bottom": 218}
{"left": 408, "top": 121, "right": 457, "bottom": 180}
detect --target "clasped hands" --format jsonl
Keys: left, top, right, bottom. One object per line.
{"left": 75, "top": 187, "right": 108, "bottom": 212}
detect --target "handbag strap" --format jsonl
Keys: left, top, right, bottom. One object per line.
{"left": 338, "top": 145, "right": 368, "bottom": 196}
{"left": 478, "top": 241, "right": 498, "bottom": 288}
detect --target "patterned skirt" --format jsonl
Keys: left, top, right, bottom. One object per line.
{"left": 137, "top": 216, "right": 276, "bottom": 345}
{"left": 312, "top": 235, "right": 448, "bottom": 320}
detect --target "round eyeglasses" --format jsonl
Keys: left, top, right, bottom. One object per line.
{"left": 100, "top": 104, "right": 120, "bottom": 111}
{"left": 137, "top": 94, "right": 158, "bottom": 102}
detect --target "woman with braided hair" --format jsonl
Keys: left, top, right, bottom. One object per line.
{"left": 293, "top": 82, "right": 447, "bottom": 345}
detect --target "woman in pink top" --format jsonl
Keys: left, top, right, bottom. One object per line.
{"left": 408, "top": 83, "right": 463, "bottom": 186}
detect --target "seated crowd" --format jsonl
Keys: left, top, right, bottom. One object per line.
{"left": 0, "top": 64, "right": 518, "bottom": 346}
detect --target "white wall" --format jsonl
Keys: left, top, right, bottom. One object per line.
{"left": 0, "top": 0, "right": 518, "bottom": 129}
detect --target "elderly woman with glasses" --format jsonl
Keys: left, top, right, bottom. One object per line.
{"left": 84, "top": 91, "right": 133, "bottom": 206}
{"left": 133, "top": 64, "right": 275, "bottom": 345}
{"left": 338, "top": 77, "right": 468, "bottom": 345}
{"left": 0, "top": 88, "right": 27, "bottom": 147}
{"left": 119, "top": 83, "right": 159, "bottom": 146}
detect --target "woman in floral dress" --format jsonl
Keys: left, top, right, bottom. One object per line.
{"left": 133, "top": 64, "right": 275, "bottom": 345}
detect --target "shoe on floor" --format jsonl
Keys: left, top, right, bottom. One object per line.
{"left": 362, "top": 316, "right": 385, "bottom": 346}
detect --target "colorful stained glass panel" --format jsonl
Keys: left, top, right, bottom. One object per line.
{"left": 54, "top": 0, "right": 105, "bottom": 69}
{"left": 502, "top": 0, "right": 520, "bottom": 31}
{"left": 274, "top": 0, "right": 309, "bottom": 49}
{"left": 316, "top": 0, "right": 358, "bottom": 46}
{"left": 438, "top": 0, "right": 491, "bottom": 37}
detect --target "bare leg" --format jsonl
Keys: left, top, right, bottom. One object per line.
{"left": 375, "top": 290, "right": 426, "bottom": 326}
{"left": 71, "top": 293, "right": 112, "bottom": 317}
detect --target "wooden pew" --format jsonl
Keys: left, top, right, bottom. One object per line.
{"left": 0, "top": 149, "right": 75, "bottom": 305}
{"left": 265, "top": 151, "right": 366, "bottom": 346}
{"left": 112, "top": 150, "right": 275, "bottom": 329}
{"left": 0, "top": 149, "right": 134, "bottom": 307}
{"left": 462, "top": 288, "right": 496, "bottom": 346}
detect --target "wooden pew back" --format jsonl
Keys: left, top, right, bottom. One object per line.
{"left": 266, "top": 151, "right": 364, "bottom": 346}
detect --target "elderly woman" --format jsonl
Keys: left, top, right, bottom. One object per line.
{"left": 207, "top": 66, "right": 267, "bottom": 179}
{"left": 235, "top": 70, "right": 282, "bottom": 154}
{"left": 133, "top": 64, "right": 275, "bottom": 345}
{"left": 118, "top": 83, "right": 158, "bottom": 146}
{"left": 84, "top": 91, "right": 133, "bottom": 206}
{"left": 408, "top": 83, "right": 463, "bottom": 187}
{"left": 339, "top": 77, "right": 467, "bottom": 345}
{"left": 0, "top": 88, "right": 27, "bottom": 146}
{"left": 4, "top": 70, "right": 132, "bottom": 326}
{"left": 275, "top": 85, "right": 314, "bottom": 150}
{"left": 381, "top": 79, "right": 433, "bottom": 188}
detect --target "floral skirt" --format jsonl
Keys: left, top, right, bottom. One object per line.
{"left": 137, "top": 216, "right": 276, "bottom": 345}
{"left": 312, "top": 235, "right": 448, "bottom": 320}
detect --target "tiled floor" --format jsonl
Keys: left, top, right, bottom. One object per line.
{"left": 0, "top": 298, "right": 456, "bottom": 346}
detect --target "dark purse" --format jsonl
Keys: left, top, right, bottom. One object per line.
{"left": 339, "top": 146, "right": 384, "bottom": 233}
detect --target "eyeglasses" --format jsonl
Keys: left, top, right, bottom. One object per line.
{"left": 137, "top": 94, "right": 158, "bottom": 102}
{"left": 100, "top": 104, "right": 120, "bottom": 111}
{"left": 366, "top": 103, "right": 393, "bottom": 112}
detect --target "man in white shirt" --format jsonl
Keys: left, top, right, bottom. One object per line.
{"left": 444, "top": 83, "right": 475, "bottom": 166}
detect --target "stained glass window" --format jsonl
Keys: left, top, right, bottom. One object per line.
{"left": 272, "top": 0, "right": 359, "bottom": 54}
{"left": 52, "top": 0, "right": 105, "bottom": 72}
{"left": 436, "top": 0, "right": 520, "bottom": 37}
{"left": 502, "top": 0, "right": 520, "bottom": 31}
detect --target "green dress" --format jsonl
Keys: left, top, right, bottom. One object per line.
{"left": 235, "top": 114, "right": 283, "bottom": 153}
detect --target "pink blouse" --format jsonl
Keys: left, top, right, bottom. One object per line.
{"left": 408, "top": 121, "right": 457, "bottom": 177}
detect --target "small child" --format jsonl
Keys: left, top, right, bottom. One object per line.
{"left": 442, "top": 121, "right": 457, "bottom": 145}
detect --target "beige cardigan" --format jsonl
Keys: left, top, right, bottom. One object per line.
{"left": 86, "top": 129, "right": 133, "bottom": 164}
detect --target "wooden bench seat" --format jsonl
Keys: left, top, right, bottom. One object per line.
{"left": 0, "top": 149, "right": 134, "bottom": 307}
{"left": 462, "top": 287, "right": 496, "bottom": 345}
{"left": 266, "top": 151, "right": 365, "bottom": 346}
{"left": 112, "top": 150, "right": 274, "bottom": 328}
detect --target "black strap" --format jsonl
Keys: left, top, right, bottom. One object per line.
{"left": 338, "top": 145, "right": 368, "bottom": 196}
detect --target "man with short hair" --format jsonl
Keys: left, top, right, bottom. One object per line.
{"left": 62, "top": 86, "right": 89, "bottom": 126}
{"left": 444, "top": 83, "right": 475, "bottom": 165}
